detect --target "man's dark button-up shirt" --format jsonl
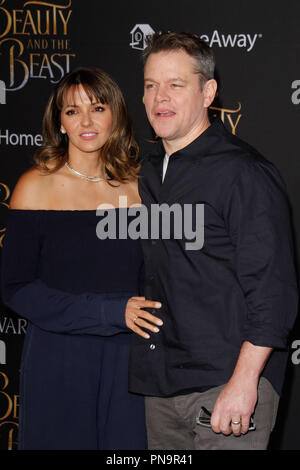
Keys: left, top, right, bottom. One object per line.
{"left": 129, "top": 119, "right": 298, "bottom": 397}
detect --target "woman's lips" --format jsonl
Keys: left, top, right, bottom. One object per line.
{"left": 79, "top": 132, "right": 98, "bottom": 140}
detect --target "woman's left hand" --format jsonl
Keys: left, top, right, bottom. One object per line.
{"left": 125, "top": 296, "right": 163, "bottom": 338}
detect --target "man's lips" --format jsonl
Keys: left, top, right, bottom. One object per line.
{"left": 154, "top": 110, "right": 175, "bottom": 118}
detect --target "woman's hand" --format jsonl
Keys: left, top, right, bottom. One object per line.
{"left": 125, "top": 296, "right": 163, "bottom": 338}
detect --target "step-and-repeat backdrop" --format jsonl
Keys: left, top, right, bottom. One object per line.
{"left": 0, "top": 0, "right": 300, "bottom": 450}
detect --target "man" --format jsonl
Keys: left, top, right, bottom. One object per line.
{"left": 127, "top": 31, "right": 298, "bottom": 450}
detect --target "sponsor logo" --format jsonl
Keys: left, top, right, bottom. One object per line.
{"left": 210, "top": 102, "right": 242, "bottom": 135}
{"left": 0, "top": 80, "right": 5, "bottom": 104}
{"left": 0, "top": 371, "right": 19, "bottom": 450}
{"left": 130, "top": 24, "right": 155, "bottom": 50}
{"left": 291, "top": 80, "right": 300, "bottom": 104}
{"left": 0, "top": 0, "right": 75, "bottom": 96}
{"left": 291, "top": 339, "right": 300, "bottom": 364}
{"left": 0, "top": 316, "right": 27, "bottom": 335}
{"left": 0, "top": 340, "right": 6, "bottom": 365}
{"left": 130, "top": 25, "right": 262, "bottom": 52}
{"left": 0, "top": 129, "right": 42, "bottom": 146}
{"left": 200, "top": 30, "right": 262, "bottom": 52}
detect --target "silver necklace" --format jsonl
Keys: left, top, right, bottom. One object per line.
{"left": 65, "top": 162, "right": 106, "bottom": 183}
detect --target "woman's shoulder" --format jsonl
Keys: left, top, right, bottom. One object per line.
{"left": 120, "top": 178, "right": 141, "bottom": 206}
{"left": 9, "top": 167, "right": 53, "bottom": 210}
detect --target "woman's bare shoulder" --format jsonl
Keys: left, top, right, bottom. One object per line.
{"left": 119, "top": 178, "right": 141, "bottom": 207}
{"left": 9, "top": 167, "right": 52, "bottom": 210}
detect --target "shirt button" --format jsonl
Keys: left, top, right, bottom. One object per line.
{"left": 150, "top": 344, "right": 156, "bottom": 350}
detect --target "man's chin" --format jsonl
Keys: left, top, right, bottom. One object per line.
{"left": 152, "top": 129, "right": 176, "bottom": 140}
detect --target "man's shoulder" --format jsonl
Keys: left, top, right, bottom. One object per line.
{"left": 214, "top": 129, "right": 286, "bottom": 194}
{"left": 138, "top": 121, "right": 276, "bottom": 179}
{"left": 211, "top": 124, "right": 275, "bottom": 175}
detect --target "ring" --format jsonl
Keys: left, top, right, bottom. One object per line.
{"left": 231, "top": 420, "right": 241, "bottom": 425}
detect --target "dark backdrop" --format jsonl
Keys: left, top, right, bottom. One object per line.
{"left": 0, "top": 0, "right": 299, "bottom": 450}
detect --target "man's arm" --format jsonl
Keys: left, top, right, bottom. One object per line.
{"left": 212, "top": 158, "right": 298, "bottom": 436}
{"left": 210, "top": 341, "right": 272, "bottom": 435}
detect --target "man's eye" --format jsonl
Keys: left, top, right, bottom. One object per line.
{"left": 145, "top": 84, "right": 155, "bottom": 89}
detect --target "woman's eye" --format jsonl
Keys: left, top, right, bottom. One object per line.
{"left": 65, "top": 109, "right": 76, "bottom": 115}
{"left": 94, "top": 106, "right": 104, "bottom": 112}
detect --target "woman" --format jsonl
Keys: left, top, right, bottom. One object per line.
{"left": 1, "top": 67, "right": 162, "bottom": 450}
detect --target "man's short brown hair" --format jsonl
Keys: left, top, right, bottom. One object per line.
{"left": 142, "top": 31, "right": 215, "bottom": 88}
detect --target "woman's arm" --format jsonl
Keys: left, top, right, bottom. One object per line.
{"left": 2, "top": 170, "right": 162, "bottom": 336}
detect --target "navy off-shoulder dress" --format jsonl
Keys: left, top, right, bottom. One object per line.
{"left": 1, "top": 209, "right": 147, "bottom": 450}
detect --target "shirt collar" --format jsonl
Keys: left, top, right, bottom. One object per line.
{"left": 148, "top": 118, "right": 227, "bottom": 163}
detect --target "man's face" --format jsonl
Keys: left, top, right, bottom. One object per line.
{"left": 143, "top": 49, "right": 216, "bottom": 153}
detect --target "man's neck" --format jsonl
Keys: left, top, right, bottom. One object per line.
{"left": 162, "top": 118, "right": 211, "bottom": 156}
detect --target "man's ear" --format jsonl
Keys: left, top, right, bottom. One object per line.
{"left": 203, "top": 79, "right": 218, "bottom": 108}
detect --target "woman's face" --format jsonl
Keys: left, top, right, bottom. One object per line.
{"left": 60, "top": 84, "right": 113, "bottom": 158}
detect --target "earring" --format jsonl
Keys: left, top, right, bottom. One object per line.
{"left": 60, "top": 127, "right": 66, "bottom": 134}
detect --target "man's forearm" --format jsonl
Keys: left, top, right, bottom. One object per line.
{"left": 210, "top": 341, "right": 273, "bottom": 435}
{"left": 231, "top": 341, "right": 273, "bottom": 382}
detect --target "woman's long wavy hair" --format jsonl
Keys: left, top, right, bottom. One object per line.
{"left": 34, "top": 67, "right": 140, "bottom": 183}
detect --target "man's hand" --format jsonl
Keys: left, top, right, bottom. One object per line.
{"left": 210, "top": 341, "right": 273, "bottom": 436}
{"left": 210, "top": 375, "right": 258, "bottom": 436}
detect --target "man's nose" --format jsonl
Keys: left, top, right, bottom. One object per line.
{"left": 155, "top": 85, "right": 170, "bottom": 102}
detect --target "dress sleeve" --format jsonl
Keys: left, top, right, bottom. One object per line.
{"left": 1, "top": 210, "right": 131, "bottom": 336}
{"left": 223, "top": 159, "right": 298, "bottom": 349}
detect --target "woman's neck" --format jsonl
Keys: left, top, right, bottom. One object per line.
{"left": 67, "top": 150, "right": 104, "bottom": 177}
